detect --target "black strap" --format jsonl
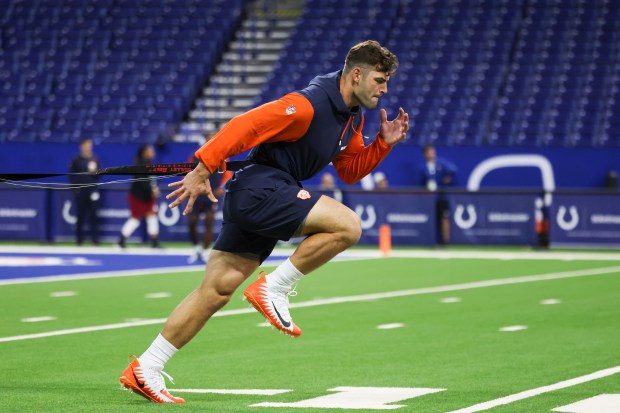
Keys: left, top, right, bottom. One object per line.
{"left": 221, "top": 160, "right": 253, "bottom": 172}
{"left": 0, "top": 161, "right": 257, "bottom": 182}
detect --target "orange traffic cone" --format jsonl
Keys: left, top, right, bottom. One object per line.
{"left": 379, "top": 224, "right": 391, "bottom": 256}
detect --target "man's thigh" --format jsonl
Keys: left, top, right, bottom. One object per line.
{"left": 297, "top": 194, "right": 361, "bottom": 237}
{"left": 215, "top": 184, "right": 320, "bottom": 263}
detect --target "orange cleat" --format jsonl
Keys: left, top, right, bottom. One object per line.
{"left": 243, "top": 274, "right": 301, "bottom": 337}
{"left": 120, "top": 358, "right": 185, "bottom": 404}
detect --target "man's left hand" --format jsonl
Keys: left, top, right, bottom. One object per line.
{"left": 379, "top": 107, "right": 409, "bottom": 147}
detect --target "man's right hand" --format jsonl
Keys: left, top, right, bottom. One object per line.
{"left": 167, "top": 163, "right": 217, "bottom": 216}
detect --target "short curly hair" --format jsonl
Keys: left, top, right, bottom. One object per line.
{"left": 344, "top": 40, "right": 399, "bottom": 76}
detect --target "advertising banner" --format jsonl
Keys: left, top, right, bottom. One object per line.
{"left": 0, "top": 189, "right": 48, "bottom": 241}
{"left": 52, "top": 188, "right": 223, "bottom": 243}
{"left": 449, "top": 193, "right": 537, "bottom": 245}
{"left": 550, "top": 193, "right": 620, "bottom": 246}
{"left": 343, "top": 191, "right": 436, "bottom": 246}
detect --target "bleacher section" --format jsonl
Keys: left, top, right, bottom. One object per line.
{"left": 1, "top": 0, "right": 619, "bottom": 147}
{"left": 254, "top": 0, "right": 620, "bottom": 147}
{"left": 0, "top": 0, "right": 244, "bottom": 144}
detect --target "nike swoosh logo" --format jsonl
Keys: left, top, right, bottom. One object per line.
{"left": 132, "top": 368, "right": 145, "bottom": 389}
{"left": 271, "top": 301, "right": 291, "bottom": 328}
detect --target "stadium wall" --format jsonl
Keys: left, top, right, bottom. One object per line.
{"left": 1, "top": 142, "right": 618, "bottom": 189}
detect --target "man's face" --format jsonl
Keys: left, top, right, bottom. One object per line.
{"left": 424, "top": 147, "right": 436, "bottom": 162}
{"left": 353, "top": 68, "right": 389, "bottom": 109}
{"left": 81, "top": 140, "right": 93, "bottom": 157}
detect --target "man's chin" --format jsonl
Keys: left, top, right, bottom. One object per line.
{"left": 361, "top": 100, "right": 379, "bottom": 110}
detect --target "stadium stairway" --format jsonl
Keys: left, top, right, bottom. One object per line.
{"left": 175, "top": 0, "right": 303, "bottom": 142}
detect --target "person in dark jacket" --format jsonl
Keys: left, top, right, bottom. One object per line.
{"left": 120, "top": 40, "right": 409, "bottom": 403}
{"left": 117, "top": 144, "right": 161, "bottom": 249}
{"left": 68, "top": 138, "right": 100, "bottom": 245}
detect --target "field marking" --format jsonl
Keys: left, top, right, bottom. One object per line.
{"left": 2, "top": 247, "right": 620, "bottom": 286}
{"left": 144, "top": 292, "right": 172, "bottom": 299}
{"left": 440, "top": 297, "right": 462, "bottom": 303}
{"left": 553, "top": 394, "right": 620, "bottom": 412}
{"left": 50, "top": 291, "right": 78, "bottom": 297}
{"left": 0, "top": 266, "right": 205, "bottom": 286}
{"left": 253, "top": 386, "right": 446, "bottom": 409}
{"left": 1, "top": 265, "right": 619, "bottom": 343}
{"left": 498, "top": 325, "right": 528, "bottom": 332}
{"left": 376, "top": 323, "right": 405, "bottom": 330}
{"left": 446, "top": 366, "right": 620, "bottom": 413}
{"left": 21, "top": 316, "right": 57, "bottom": 323}
{"left": 540, "top": 298, "right": 562, "bottom": 305}
{"left": 172, "top": 388, "right": 291, "bottom": 395}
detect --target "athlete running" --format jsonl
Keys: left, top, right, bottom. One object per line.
{"left": 120, "top": 39, "right": 409, "bottom": 403}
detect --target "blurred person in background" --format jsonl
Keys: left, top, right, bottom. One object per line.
{"left": 117, "top": 144, "right": 162, "bottom": 249}
{"left": 318, "top": 171, "right": 343, "bottom": 202}
{"left": 420, "top": 144, "right": 457, "bottom": 245}
{"left": 374, "top": 171, "right": 389, "bottom": 189}
{"left": 68, "top": 138, "right": 101, "bottom": 246}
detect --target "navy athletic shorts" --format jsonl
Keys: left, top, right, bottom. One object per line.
{"left": 213, "top": 164, "right": 320, "bottom": 263}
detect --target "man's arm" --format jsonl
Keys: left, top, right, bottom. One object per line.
{"left": 333, "top": 107, "right": 409, "bottom": 185}
{"left": 194, "top": 93, "right": 314, "bottom": 173}
{"left": 168, "top": 93, "right": 314, "bottom": 214}
{"left": 332, "top": 131, "right": 392, "bottom": 184}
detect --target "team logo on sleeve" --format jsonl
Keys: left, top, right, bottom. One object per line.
{"left": 285, "top": 105, "right": 296, "bottom": 115}
{"left": 297, "top": 189, "right": 311, "bottom": 200}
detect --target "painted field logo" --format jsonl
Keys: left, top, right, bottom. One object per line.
{"left": 297, "top": 189, "right": 311, "bottom": 200}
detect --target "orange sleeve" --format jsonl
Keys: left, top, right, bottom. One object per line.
{"left": 332, "top": 126, "right": 392, "bottom": 184}
{"left": 195, "top": 93, "right": 314, "bottom": 173}
{"left": 218, "top": 169, "right": 233, "bottom": 186}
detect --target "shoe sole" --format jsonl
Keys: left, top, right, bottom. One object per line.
{"left": 243, "top": 289, "right": 300, "bottom": 338}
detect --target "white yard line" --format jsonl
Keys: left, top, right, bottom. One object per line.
{"left": 2, "top": 248, "right": 620, "bottom": 286}
{"left": 0, "top": 265, "right": 205, "bottom": 286}
{"left": 172, "top": 389, "right": 291, "bottom": 395}
{"left": 1, "top": 265, "right": 618, "bottom": 343}
{"left": 446, "top": 366, "right": 620, "bottom": 413}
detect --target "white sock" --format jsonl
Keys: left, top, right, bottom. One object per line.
{"left": 138, "top": 334, "right": 178, "bottom": 371}
{"left": 146, "top": 215, "right": 159, "bottom": 237}
{"left": 193, "top": 244, "right": 202, "bottom": 254}
{"left": 267, "top": 258, "right": 304, "bottom": 292}
{"left": 121, "top": 218, "right": 140, "bottom": 238}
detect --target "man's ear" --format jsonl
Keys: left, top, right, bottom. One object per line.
{"left": 352, "top": 67, "right": 362, "bottom": 83}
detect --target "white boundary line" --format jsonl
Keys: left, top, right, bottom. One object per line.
{"left": 172, "top": 389, "right": 292, "bottom": 395}
{"left": 1, "top": 265, "right": 618, "bottom": 344}
{"left": 446, "top": 366, "right": 620, "bottom": 413}
{"left": 3, "top": 248, "right": 620, "bottom": 286}
{"left": 0, "top": 265, "right": 205, "bottom": 286}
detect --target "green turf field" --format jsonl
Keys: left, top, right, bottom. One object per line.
{"left": 1, "top": 250, "right": 619, "bottom": 412}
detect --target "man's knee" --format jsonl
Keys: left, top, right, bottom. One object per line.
{"left": 339, "top": 209, "right": 362, "bottom": 247}
{"left": 199, "top": 285, "right": 233, "bottom": 311}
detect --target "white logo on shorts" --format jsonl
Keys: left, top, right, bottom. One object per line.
{"left": 297, "top": 189, "right": 311, "bottom": 200}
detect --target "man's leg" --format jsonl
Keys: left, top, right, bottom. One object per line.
{"left": 161, "top": 250, "right": 259, "bottom": 348}
{"left": 290, "top": 195, "right": 361, "bottom": 273}
{"left": 75, "top": 194, "right": 86, "bottom": 245}
{"left": 120, "top": 250, "right": 259, "bottom": 403}
{"left": 244, "top": 195, "right": 361, "bottom": 336}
